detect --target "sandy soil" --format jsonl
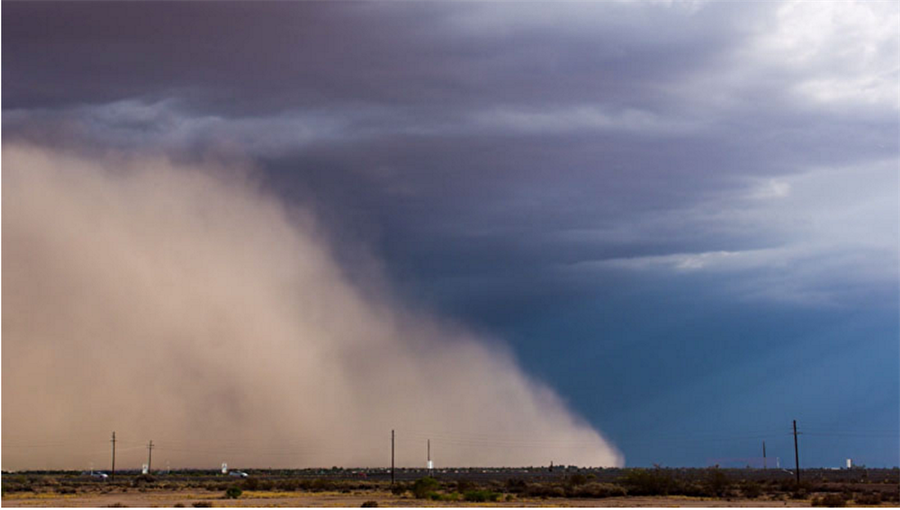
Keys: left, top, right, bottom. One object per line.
{"left": 1, "top": 490, "right": 820, "bottom": 507}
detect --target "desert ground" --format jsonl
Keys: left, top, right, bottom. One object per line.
{"left": 2, "top": 490, "right": 826, "bottom": 508}
{"left": 3, "top": 468, "right": 897, "bottom": 507}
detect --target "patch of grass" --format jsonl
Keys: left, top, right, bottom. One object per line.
{"left": 428, "top": 491, "right": 460, "bottom": 502}
{"left": 241, "top": 490, "right": 300, "bottom": 499}
{"left": 2, "top": 491, "right": 80, "bottom": 500}
{"left": 361, "top": 501, "right": 378, "bottom": 507}
{"left": 812, "top": 493, "right": 847, "bottom": 507}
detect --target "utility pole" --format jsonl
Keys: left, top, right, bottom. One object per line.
{"left": 427, "top": 439, "right": 431, "bottom": 472}
{"left": 763, "top": 441, "right": 767, "bottom": 470}
{"left": 793, "top": 420, "right": 801, "bottom": 486}
{"left": 147, "top": 440, "right": 154, "bottom": 473}
{"left": 391, "top": 430, "right": 395, "bottom": 486}
{"left": 110, "top": 432, "right": 117, "bottom": 481}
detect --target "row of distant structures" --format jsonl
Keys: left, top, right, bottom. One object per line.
{"left": 87, "top": 463, "right": 248, "bottom": 480}
{"left": 705, "top": 457, "right": 857, "bottom": 469}
{"left": 97, "top": 432, "right": 248, "bottom": 480}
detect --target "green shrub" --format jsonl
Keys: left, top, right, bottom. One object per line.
{"left": 131, "top": 474, "right": 156, "bottom": 486}
{"left": 224, "top": 487, "right": 242, "bottom": 499}
{"left": 275, "top": 479, "right": 299, "bottom": 491}
{"left": 424, "top": 490, "right": 459, "bottom": 501}
{"left": 361, "top": 501, "right": 379, "bottom": 507}
{"left": 524, "top": 483, "right": 566, "bottom": 498}
{"left": 505, "top": 478, "right": 527, "bottom": 493}
{"left": 306, "top": 479, "right": 337, "bottom": 492}
{"left": 455, "top": 480, "right": 475, "bottom": 493}
{"left": 425, "top": 491, "right": 460, "bottom": 502}
{"left": 390, "top": 483, "right": 408, "bottom": 496}
{"left": 412, "top": 477, "right": 440, "bottom": 499}
{"left": 567, "top": 482, "right": 626, "bottom": 499}
{"left": 790, "top": 488, "right": 808, "bottom": 500}
{"left": 463, "top": 490, "right": 501, "bottom": 502}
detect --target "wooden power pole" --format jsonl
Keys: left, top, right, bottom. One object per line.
{"left": 793, "top": 420, "right": 801, "bottom": 486}
{"left": 391, "top": 430, "right": 395, "bottom": 486}
{"left": 147, "top": 440, "right": 154, "bottom": 473}
{"left": 110, "top": 432, "right": 117, "bottom": 480}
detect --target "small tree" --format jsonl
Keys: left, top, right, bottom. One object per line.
{"left": 224, "top": 487, "right": 242, "bottom": 499}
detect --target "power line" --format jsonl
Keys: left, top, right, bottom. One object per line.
{"left": 802, "top": 432, "right": 899, "bottom": 438}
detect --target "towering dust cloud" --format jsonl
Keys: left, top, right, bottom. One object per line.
{"left": 2, "top": 144, "right": 622, "bottom": 470}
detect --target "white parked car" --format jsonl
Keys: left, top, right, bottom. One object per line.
{"left": 228, "top": 471, "right": 248, "bottom": 478}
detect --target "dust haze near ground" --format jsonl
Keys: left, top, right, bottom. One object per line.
{"left": 2, "top": 143, "right": 622, "bottom": 470}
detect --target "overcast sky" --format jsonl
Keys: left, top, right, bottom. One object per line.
{"left": 4, "top": 1, "right": 898, "bottom": 467}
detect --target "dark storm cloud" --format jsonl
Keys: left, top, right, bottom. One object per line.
{"left": 4, "top": 0, "right": 898, "bottom": 467}
{"left": 4, "top": 0, "right": 896, "bottom": 312}
{"left": 2, "top": 2, "right": 748, "bottom": 113}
